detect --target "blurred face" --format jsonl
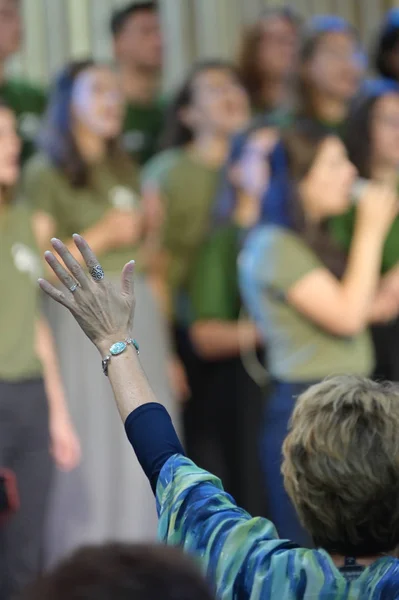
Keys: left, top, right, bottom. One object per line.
{"left": 71, "top": 67, "right": 124, "bottom": 140}
{"left": 0, "top": 0, "right": 22, "bottom": 60}
{"left": 301, "top": 137, "right": 356, "bottom": 217}
{"left": 183, "top": 68, "right": 250, "bottom": 138}
{"left": 114, "top": 9, "right": 162, "bottom": 71}
{"left": 257, "top": 16, "right": 298, "bottom": 78}
{"left": 0, "top": 107, "right": 21, "bottom": 187}
{"left": 305, "top": 31, "right": 364, "bottom": 102}
{"left": 371, "top": 94, "right": 399, "bottom": 169}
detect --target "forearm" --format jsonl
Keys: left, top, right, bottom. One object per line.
{"left": 190, "top": 319, "right": 261, "bottom": 360}
{"left": 35, "top": 317, "right": 68, "bottom": 418}
{"left": 97, "top": 342, "right": 160, "bottom": 422}
{"left": 340, "top": 225, "right": 384, "bottom": 329}
{"left": 96, "top": 342, "right": 184, "bottom": 491}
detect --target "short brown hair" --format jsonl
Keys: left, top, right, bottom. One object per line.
{"left": 23, "top": 543, "right": 214, "bottom": 600}
{"left": 282, "top": 375, "right": 399, "bottom": 556}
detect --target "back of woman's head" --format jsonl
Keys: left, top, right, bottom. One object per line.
{"left": 283, "top": 376, "right": 399, "bottom": 556}
{"left": 23, "top": 543, "right": 214, "bottom": 600}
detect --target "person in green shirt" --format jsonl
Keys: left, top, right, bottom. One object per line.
{"left": 141, "top": 60, "right": 250, "bottom": 480}
{"left": 23, "top": 59, "right": 178, "bottom": 567}
{"left": 110, "top": 2, "right": 164, "bottom": 165}
{"left": 0, "top": 0, "right": 46, "bottom": 164}
{"left": 331, "top": 80, "right": 399, "bottom": 382}
{"left": 239, "top": 120, "right": 399, "bottom": 547}
{"left": 0, "top": 98, "right": 79, "bottom": 600}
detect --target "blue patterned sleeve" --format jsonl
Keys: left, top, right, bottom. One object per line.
{"left": 156, "top": 455, "right": 299, "bottom": 599}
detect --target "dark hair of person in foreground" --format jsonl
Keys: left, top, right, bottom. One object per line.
{"left": 21, "top": 543, "right": 214, "bottom": 600}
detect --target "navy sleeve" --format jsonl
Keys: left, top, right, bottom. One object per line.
{"left": 124, "top": 403, "right": 185, "bottom": 494}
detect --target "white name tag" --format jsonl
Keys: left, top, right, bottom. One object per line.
{"left": 12, "top": 243, "right": 42, "bottom": 281}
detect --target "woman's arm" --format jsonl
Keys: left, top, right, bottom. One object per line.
{"left": 286, "top": 184, "right": 397, "bottom": 337}
{"left": 37, "top": 236, "right": 294, "bottom": 600}
{"left": 35, "top": 317, "right": 81, "bottom": 471}
{"left": 190, "top": 319, "right": 262, "bottom": 361}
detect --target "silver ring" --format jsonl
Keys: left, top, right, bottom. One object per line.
{"left": 90, "top": 264, "right": 105, "bottom": 281}
{"left": 69, "top": 283, "right": 79, "bottom": 293}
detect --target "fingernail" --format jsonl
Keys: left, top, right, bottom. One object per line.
{"left": 72, "top": 233, "right": 80, "bottom": 239}
{"left": 51, "top": 237, "right": 61, "bottom": 246}
{"left": 129, "top": 260, "right": 135, "bottom": 265}
{"left": 44, "top": 251, "right": 52, "bottom": 258}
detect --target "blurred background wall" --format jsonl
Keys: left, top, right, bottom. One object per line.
{"left": 9, "top": 0, "right": 397, "bottom": 89}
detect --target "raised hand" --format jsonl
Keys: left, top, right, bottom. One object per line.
{"left": 38, "top": 235, "right": 136, "bottom": 352}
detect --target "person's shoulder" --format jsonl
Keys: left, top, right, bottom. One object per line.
{"left": 244, "top": 224, "right": 301, "bottom": 253}
{"left": 3, "top": 78, "right": 46, "bottom": 101}
{"left": 141, "top": 148, "right": 184, "bottom": 188}
{"left": 23, "top": 153, "right": 62, "bottom": 187}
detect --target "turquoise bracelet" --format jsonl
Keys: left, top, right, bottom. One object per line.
{"left": 102, "top": 338, "right": 140, "bottom": 376}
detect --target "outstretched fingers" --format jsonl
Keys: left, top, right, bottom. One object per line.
{"left": 38, "top": 278, "right": 74, "bottom": 310}
{"left": 51, "top": 238, "right": 89, "bottom": 289}
{"left": 121, "top": 260, "right": 135, "bottom": 297}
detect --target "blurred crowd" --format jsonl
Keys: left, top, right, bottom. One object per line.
{"left": 3, "top": 0, "right": 399, "bottom": 597}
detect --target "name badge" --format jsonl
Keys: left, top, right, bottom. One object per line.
{"left": 109, "top": 186, "right": 140, "bottom": 211}
{"left": 11, "top": 243, "right": 42, "bottom": 281}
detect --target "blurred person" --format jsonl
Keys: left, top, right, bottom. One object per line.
{"left": 297, "top": 15, "right": 365, "bottom": 131}
{"left": 23, "top": 60, "right": 177, "bottom": 567}
{"left": 23, "top": 543, "right": 214, "bottom": 600}
{"left": 238, "top": 120, "right": 399, "bottom": 545}
{"left": 237, "top": 5, "right": 300, "bottom": 117}
{"left": 183, "top": 130, "right": 272, "bottom": 513}
{"left": 0, "top": 0, "right": 47, "bottom": 163}
{"left": 331, "top": 79, "right": 399, "bottom": 382}
{"left": 0, "top": 98, "right": 79, "bottom": 600}
{"left": 141, "top": 61, "right": 249, "bottom": 482}
{"left": 39, "top": 236, "right": 399, "bottom": 599}
{"left": 215, "top": 15, "right": 366, "bottom": 237}
{"left": 375, "top": 8, "right": 399, "bottom": 81}
{"left": 111, "top": 1, "right": 164, "bottom": 165}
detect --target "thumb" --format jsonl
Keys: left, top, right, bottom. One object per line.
{"left": 121, "top": 260, "right": 135, "bottom": 297}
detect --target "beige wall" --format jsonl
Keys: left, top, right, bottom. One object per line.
{"left": 8, "top": 0, "right": 398, "bottom": 88}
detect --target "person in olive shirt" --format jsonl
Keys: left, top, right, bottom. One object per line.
{"left": 23, "top": 60, "right": 177, "bottom": 566}
{"left": 142, "top": 60, "right": 249, "bottom": 470}
{"left": 0, "top": 99, "right": 79, "bottom": 600}
{"left": 0, "top": 0, "right": 46, "bottom": 164}
{"left": 331, "top": 80, "right": 399, "bottom": 381}
{"left": 111, "top": 2, "right": 164, "bottom": 165}
{"left": 239, "top": 120, "right": 399, "bottom": 547}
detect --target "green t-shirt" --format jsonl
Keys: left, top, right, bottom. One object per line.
{"left": 24, "top": 154, "right": 141, "bottom": 274}
{"left": 0, "top": 78, "right": 47, "bottom": 164}
{"left": 189, "top": 224, "right": 242, "bottom": 323}
{"left": 141, "top": 148, "right": 182, "bottom": 188}
{"left": 122, "top": 99, "right": 165, "bottom": 165}
{"left": 0, "top": 202, "right": 43, "bottom": 381}
{"left": 330, "top": 206, "right": 399, "bottom": 274}
{"left": 239, "top": 225, "right": 374, "bottom": 381}
{"left": 157, "top": 151, "right": 221, "bottom": 319}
